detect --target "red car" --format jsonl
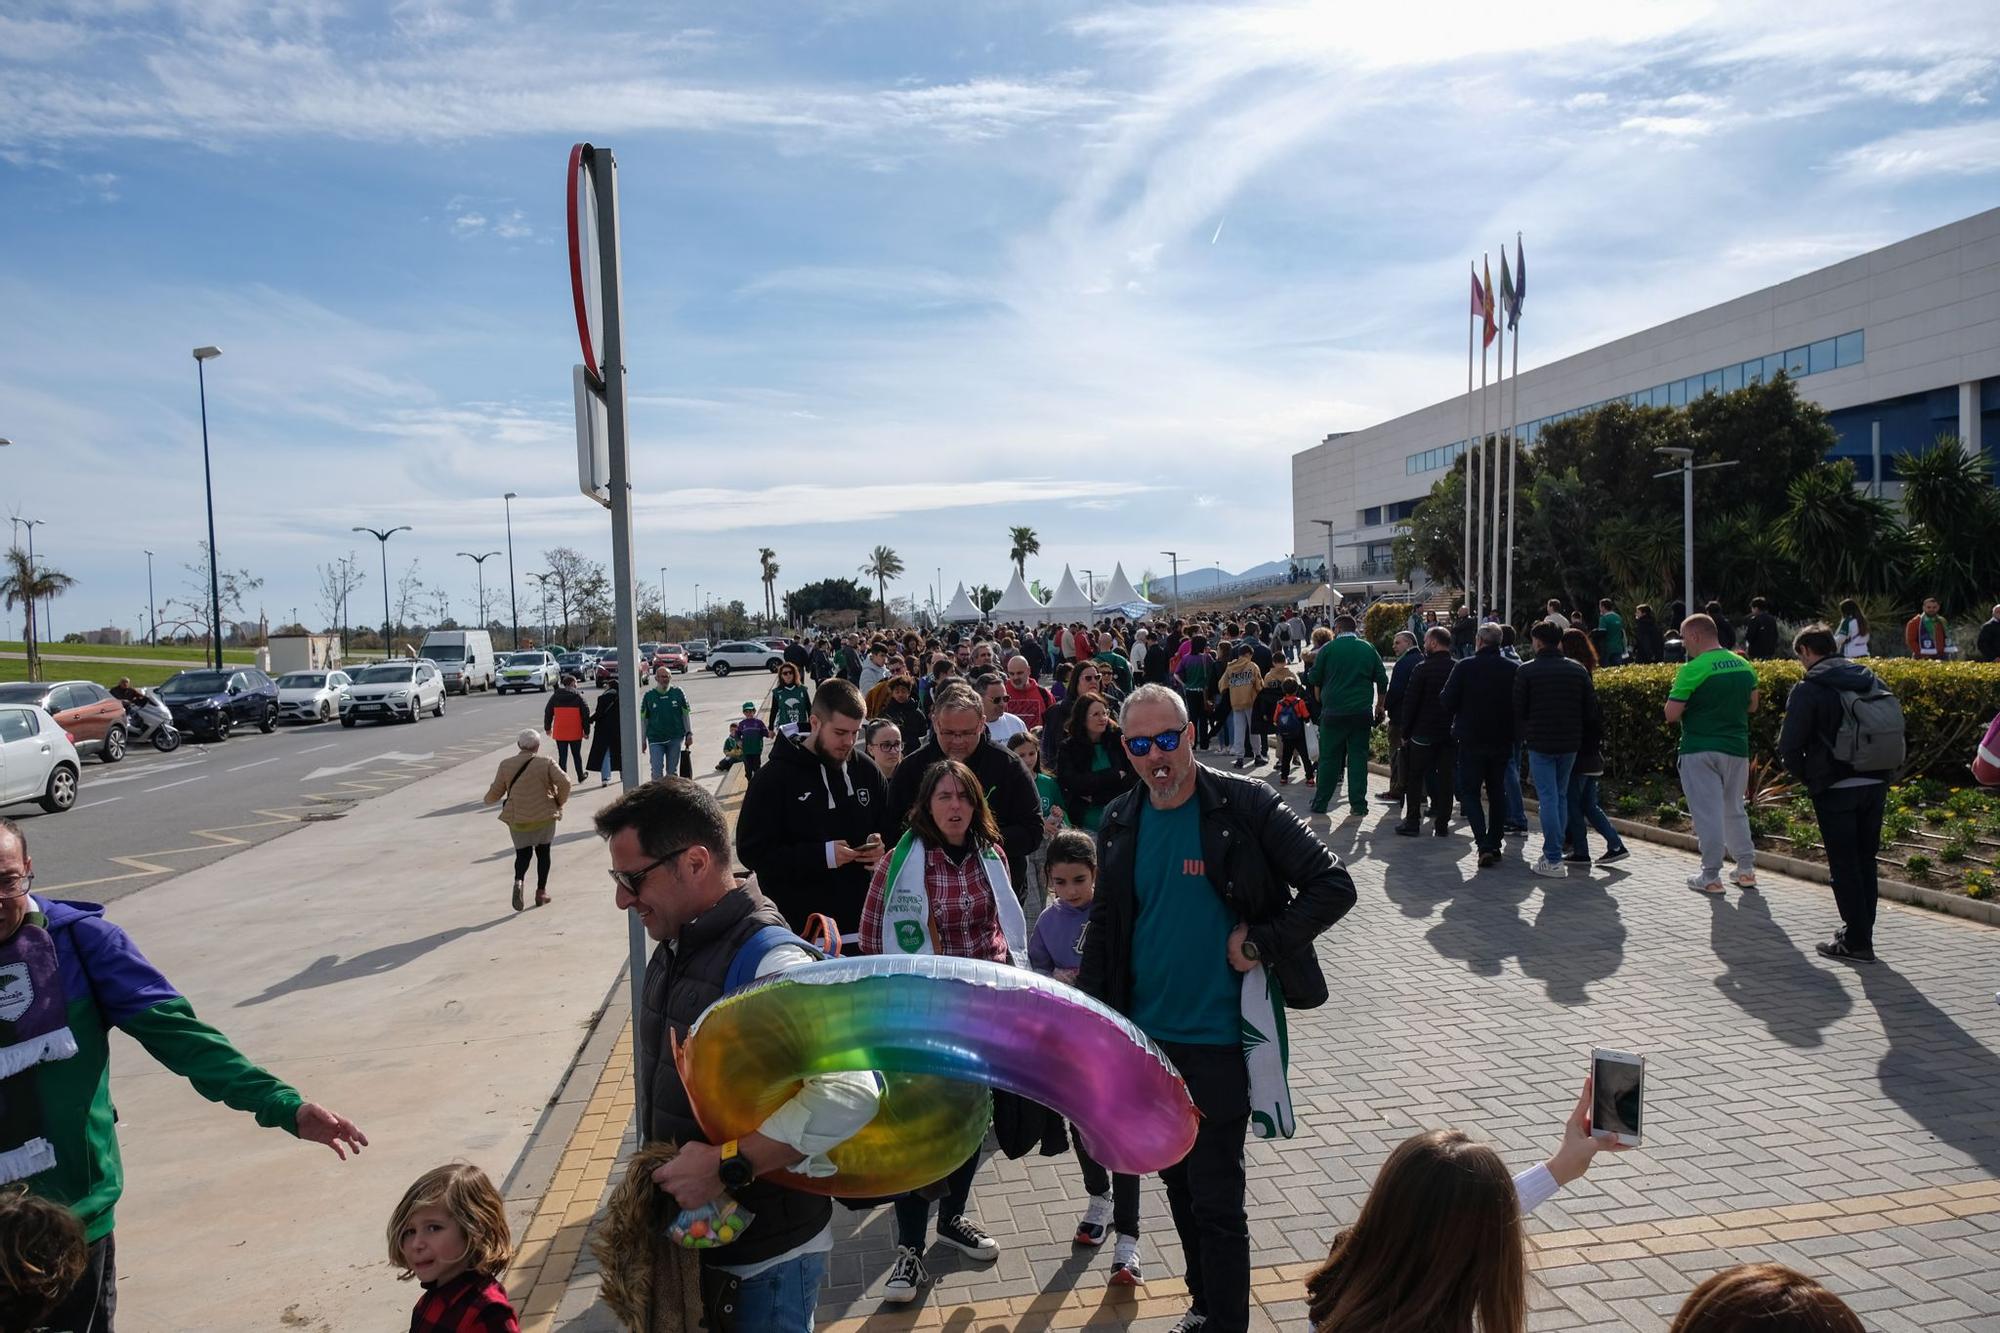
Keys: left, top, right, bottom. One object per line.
{"left": 658, "top": 644, "right": 690, "bottom": 673}
{"left": 0, "top": 679, "right": 129, "bottom": 762}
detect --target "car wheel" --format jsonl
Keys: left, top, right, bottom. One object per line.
{"left": 214, "top": 716, "right": 232, "bottom": 741}
{"left": 713, "top": 661, "right": 732, "bottom": 676}
{"left": 341, "top": 716, "right": 357, "bottom": 728}
{"left": 435, "top": 692, "right": 446, "bottom": 717}
{"left": 766, "top": 659, "right": 782, "bottom": 672}
{"left": 40, "top": 763, "right": 79, "bottom": 813}
{"left": 259, "top": 705, "right": 277, "bottom": 733}
{"left": 102, "top": 724, "right": 126, "bottom": 763}
{"left": 407, "top": 702, "right": 421, "bottom": 724}
{"left": 320, "top": 700, "right": 333, "bottom": 722}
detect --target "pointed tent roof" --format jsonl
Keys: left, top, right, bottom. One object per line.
{"left": 1038, "top": 565, "right": 1096, "bottom": 621}
{"left": 941, "top": 582, "right": 986, "bottom": 623}
{"left": 1092, "top": 562, "right": 1162, "bottom": 615}
{"left": 990, "top": 570, "right": 1046, "bottom": 618}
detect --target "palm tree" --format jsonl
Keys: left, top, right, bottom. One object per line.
{"left": 860, "top": 545, "right": 904, "bottom": 622}
{"left": 757, "top": 547, "right": 778, "bottom": 624}
{"left": 1, "top": 547, "right": 77, "bottom": 683}
{"left": 1007, "top": 526, "right": 1040, "bottom": 579}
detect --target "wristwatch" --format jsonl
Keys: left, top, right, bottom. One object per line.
{"left": 1241, "top": 937, "right": 1261, "bottom": 962}
{"left": 717, "top": 1140, "right": 755, "bottom": 1191}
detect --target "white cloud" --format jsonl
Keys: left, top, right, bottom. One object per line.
{"left": 1618, "top": 114, "right": 1719, "bottom": 137}
{"left": 1835, "top": 120, "right": 2000, "bottom": 178}
{"left": 1844, "top": 59, "right": 1995, "bottom": 105}
{"left": 451, "top": 211, "right": 486, "bottom": 233}
{"left": 492, "top": 209, "right": 532, "bottom": 239}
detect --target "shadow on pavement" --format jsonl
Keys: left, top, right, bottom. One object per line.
{"left": 235, "top": 914, "right": 516, "bottom": 1006}
{"left": 1706, "top": 889, "right": 1850, "bottom": 1047}
{"left": 474, "top": 829, "right": 599, "bottom": 863}
{"left": 421, "top": 799, "right": 499, "bottom": 819}
{"left": 1857, "top": 963, "right": 2000, "bottom": 1175}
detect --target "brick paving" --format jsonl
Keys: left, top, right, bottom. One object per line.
{"left": 535, "top": 764, "right": 2000, "bottom": 1331}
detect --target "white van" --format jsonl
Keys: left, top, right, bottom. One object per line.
{"left": 418, "top": 629, "right": 497, "bottom": 694}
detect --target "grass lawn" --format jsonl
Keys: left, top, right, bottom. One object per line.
{"left": 0, "top": 641, "right": 256, "bottom": 665}
{"left": 0, "top": 660, "right": 186, "bottom": 688}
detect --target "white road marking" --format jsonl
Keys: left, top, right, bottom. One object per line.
{"left": 85, "top": 759, "right": 207, "bottom": 788}
{"left": 228, "top": 756, "right": 284, "bottom": 772}
{"left": 298, "top": 743, "right": 338, "bottom": 754}
{"left": 144, "top": 775, "right": 208, "bottom": 793}
{"left": 302, "top": 750, "right": 436, "bottom": 782}
{"left": 79, "top": 796, "right": 125, "bottom": 809}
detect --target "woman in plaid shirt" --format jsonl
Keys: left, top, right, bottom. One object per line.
{"left": 859, "top": 758, "right": 1014, "bottom": 1301}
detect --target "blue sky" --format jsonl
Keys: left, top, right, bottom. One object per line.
{"left": 3, "top": 0, "right": 1998, "bottom": 636}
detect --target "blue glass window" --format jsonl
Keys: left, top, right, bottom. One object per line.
{"left": 1835, "top": 330, "right": 1863, "bottom": 367}
{"left": 1703, "top": 370, "right": 1723, "bottom": 396}
{"left": 1784, "top": 346, "right": 1809, "bottom": 376}
{"left": 1763, "top": 353, "right": 1786, "bottom": 381}
{"left": 1362, "top": 506, "right": 1382, "bottom": 526}
{"left": 1744, "top": 359, "right": 1764, "bottom": 386}
{"left": 1808, "top": 338, "right": 1838, "bottom": 373}
{"left": 1670, "top": 380, "right": 1688, "bottom": 407}
{"left": 1722, "top": 363, "right": 1743, "bottom": 392}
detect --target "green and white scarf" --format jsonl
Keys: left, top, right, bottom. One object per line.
{"left": 1241, "top": 963, "right": 1293, "bottom": 1140}
{"left": 879, "top": 831, "right": 1027, "bottom": 967}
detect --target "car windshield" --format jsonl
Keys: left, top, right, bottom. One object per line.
{"left": 425, "top": 644, "right": 465, "bottom": 661}
{"left": 278, "top": 674, "right": 326, "bottom": 688}
{"left": 662, "top": 644, "right": 684, "bottom": 654}
{"left": 354, "top": 665, "right": 414, "bottom": 684}
{"left": 164, "top": 671, "right": 231, "bottom": 694}
{"left": 0, "top": 683, "right": 50, "bottom": 704}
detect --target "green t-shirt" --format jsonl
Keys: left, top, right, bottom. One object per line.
{"left": 1178, "top": 653, "right": 1213, "bottom": 690}
{"left": 1080, "top": 746, "right": 1115, "bottom": 833}
{"left": 1129, "top": 799, "right": 1238, "bottom": 1044}
{"left": 1307, "top": 634, "right": 1389, "bottom": 719}
{"left": 640, "top": 685, "right": 690, "bottom": 742}
{"left": 1668, "top": 649, "right": 1756, "bottom": 756}
{"left": 1599, "top": 611, "right": 1626, "bottom": 661}
{"left": 1033, "top": 771, "right": 1064, "bottom": 822}
{"left": 769, "top": 683, "right": 810, "bottom": 730}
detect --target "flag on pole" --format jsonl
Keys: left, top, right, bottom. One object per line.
{"left": 1482, "top": 256, "right": 1498, "bottom": 347}
{"left": 1499, "top": 251, "right": 1515, "bottom": 328}
{"left": 1470, "top": 263, "right": 1485, "bottom": 316}
{"left": 1511, "top": 234, "right": 1525, "bottom": 328}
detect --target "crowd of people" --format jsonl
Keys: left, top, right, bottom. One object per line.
{"left": 1, "top": 586, "right": 1915, "bottom": 1333}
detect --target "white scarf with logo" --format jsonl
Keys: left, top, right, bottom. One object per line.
{"left": 879, "top": 830, "right": 1027, "bottom": 968}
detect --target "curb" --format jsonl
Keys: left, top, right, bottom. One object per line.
{"left": 1361, "top": 759, "right": 2000, "bottom": 930}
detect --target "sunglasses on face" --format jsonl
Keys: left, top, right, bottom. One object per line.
{"left": 1123, "top": 729, "right": 1185, "bottom": 756}
{"left": 608, "top": 845, "right": 693, "bottom": 895}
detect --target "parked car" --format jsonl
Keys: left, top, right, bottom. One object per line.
{"left": 759, "top": 637, "right": 791, "bottom": 652}
{"left": 276, "top": 670, "right": 352, "bottom": 724}
{"left": 592, "top": 654, "right": 620, "bottom": 687}
{"left": 658, "top": 643, "right": 690, "bottom": 673}
{"left": 0, "top": 703, "right": 80, "bottom": 813}
{"left": 638, "top": 642, "right": 661, "bottom": 662}
{"left": 496, "top": 650, "right": 557, "bottom": 694}
{"left": 420, "top": 629, "right": 498, "bottom": 694}
{"left": 158, "top": 668, "right": 281, "bottom": 740}
{"left": 555, "top": 651, "right": 591, "bottom": 679}
{"left": 707, "top": 641, "right": 785, "bottom": 676}
{"left": 684, "top": 639, "right": 710, "bottom": 662}
{"left": 340, "top": 660, "right": 447, "bottom": 726}
{"left": 0, "top": 680, "right": 128, "bottom": 763}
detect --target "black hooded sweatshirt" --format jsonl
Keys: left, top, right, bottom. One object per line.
{"left": 734, "top": 727, "right": 894, "bottom": 937}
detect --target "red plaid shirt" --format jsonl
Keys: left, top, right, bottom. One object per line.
{"left": 859, "top": 842, "right": 1011, "bottom": 962}
{"left": 409, "top": 1271, "right": 519, "bottom": 1333}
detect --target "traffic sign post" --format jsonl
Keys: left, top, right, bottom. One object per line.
{"left": 570, "top": 142, "right": 649, "bottom": 1113}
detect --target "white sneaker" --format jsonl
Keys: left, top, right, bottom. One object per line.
{"left": 1687, "top": 872, "right": 1725, "bottom": 894}
{"left": 1531, "top": 858, "right": 1569, "bottom": 877}
{"left": 1074, "top": 1193, "right": 1114, "bottom": 1246}
{"left": 1110, "top": 1233, "right": 1143, "bottom": 1286}
{"left": 882, "top": 1246, "right": 929, "bottom": 1303}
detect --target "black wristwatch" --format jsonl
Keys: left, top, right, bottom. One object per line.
{"left": 717, "top": 1140, "right": 755, "bottom": 1191}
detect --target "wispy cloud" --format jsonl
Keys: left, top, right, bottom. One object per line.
{"left": 1835, "top": 120, "right": 2000, "bottom": 179}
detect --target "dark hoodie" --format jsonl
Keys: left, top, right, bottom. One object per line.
{"left": 734, "top": 727, "right": 894, "bottom": 937}
{"left": 1778, "top": 657, "right": 1895, "bottom": 795}
{"left": 886, "top": 731, "right": 1045, "bottom": 887}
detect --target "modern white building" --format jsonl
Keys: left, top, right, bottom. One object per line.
{"left": 1292, "top": 207, "right": 2000, "bottom": 586}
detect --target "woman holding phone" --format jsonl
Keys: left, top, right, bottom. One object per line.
{"left": 859, "top": 759, "right": 1026, "bottom": 1303}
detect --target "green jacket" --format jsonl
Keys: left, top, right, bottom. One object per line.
{"left": 1306, "top": 634, "right": 1388, "bottom": 719}
{"left": 640, "top": 685, "right": 691, "bottom": 742}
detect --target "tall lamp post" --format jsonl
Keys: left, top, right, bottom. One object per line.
{"left": 1311, "top": 517, "right": 1339, "bottom": 612}
{"left": 11, "top": 518, "right": 44, "bottom": 675}
{"left": 458, "top": 551, "right": 501, "bottom": 629}
{"left": 192, "top": 346, "right": 224, "bottom": 669}
{"left": 144, "top": 549, "right": 156, "bottom": 645}
{"left": 528, "top": 571, "right": 555, "bottom": 645}
{"left": 1081, "top": 568, "right": 1095, "bottom": 604}
{"left": 502, "top": 492, "right": 521, "bottom": 650}
{"left": 1652, "top": 448, "right": 1739, "bottom": 614}
{"left": 1160, "top": 550, "right": 1180, "bottom": 613}
{"left": 353, "top": 525, "right": 412, "bottom": 658}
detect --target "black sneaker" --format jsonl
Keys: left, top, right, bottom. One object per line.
{"left": 1816, "top": 937, "right": 1877, "bottom": 963}
{"left": 511, "top": 880, "right": 525, "bottom": 912}
{"left": 1232, "top": 758, "right": 1247, "bottom": 770}
{"left": 1477, "top": 849, "right": 1502, "bottom": 868}
{"left": 1563, "top": 852, "right": 1591, "bottom": 864}
{"left": 1504, "top": 824, "right": 1530, "bottom": 836}
{"left": 1393, "top": 822, "right": 1420, "bottom": 836}
{"left": 1168, "top": 1313, "right": 1208, "bottom": 1333}
{"left": 936, "top": 1213, "right": 999, "bottom": 1261}
{"left": 882, "top": 1246, "right": 929, "bottom": 1303}
{"left": 1598, "top": 846, "right": 1631, "bottom": 864}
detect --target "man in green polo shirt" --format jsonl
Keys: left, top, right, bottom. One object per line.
{"left": 1665, "top": 614, "right": 1760, "bottom": 894}
{"left": 1305, "top": 614, "right": 1388, "bottom": 816}
{"left": 1597, "top": 599, "right": 1627, "bottom": 665}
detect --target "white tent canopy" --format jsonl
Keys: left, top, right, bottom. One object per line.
{"left": 1037, "top": 565, "right": 1096, "bottom": 622}
{"left": 1092, "top": 562, "right": 1164, "bottom": 617}
{"left": 1303, "top": 583, "right": 1341, "bottom": 607}
{"left": 941, "top": 582, "right": 987, "bottom": 623}
{"left": 990, "top": 570, "right": 1046, "bottom": 619}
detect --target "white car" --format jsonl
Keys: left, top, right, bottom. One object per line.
{"left": 340, "top": 660, "right": 446, "bottom": 726}
{"left": 707, "top": 640, "right": 785, "bottom": 676}
{"left": 0, "top": 703, "right": 81, "bottom": 813}
{"left": 276, "top": 670, "right": 352, "bottom": 724}
{"left": 496, "top": 651, "right": 557, "bottom": 694}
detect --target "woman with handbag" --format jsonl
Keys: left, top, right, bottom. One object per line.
{"left": 485, "top": 729, "right": 573, "bottom": 911}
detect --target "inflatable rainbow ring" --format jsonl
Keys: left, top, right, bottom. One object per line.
{"left": 675, "top": 954, "right": 1200, "bottom": 1198}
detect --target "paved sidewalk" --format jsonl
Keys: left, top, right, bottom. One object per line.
{"left": 531, "top": 762, "right": 2000, "bottom": 1332}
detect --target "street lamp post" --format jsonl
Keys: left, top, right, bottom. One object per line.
{"left": 1160, "top": 551, "right": 1180, "bottom": 613}
{"left": 144, "top": 549, "right": 156, "bottom": 645}
{"left": 458, "top": 551, "right": 501, "bottom": 629}
{"left": 1312, "top": 518, "right": 1339, "bottom": 611}
{"left": 503, "top": 492, "right": 521, "bottom": 650}
{"left": 1081, "top": 569, "right": 1095, "bottom": 604}
{"left": 528, "top": 572, "right": 555, "bottom": 646}
{"left": 1652, "top": 448, "right": 1740, "bottom": 614}
{"left": 192, "top": 346, "right": 224, "bottom": 669}
{"left": 11, "top": 518, "right": 44, "bottom": 676}
{"left": 353, "top": 525, "right": 412, "bottom": 658}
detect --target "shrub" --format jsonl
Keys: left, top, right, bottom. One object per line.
{"left": 1883, "top": 807, "right": 1919, "bottom": 840}
{"left": 1748, "top": 806, "right": 1786, "bottom": 838}
{"left": 1965, "top": 869, "right": 1995, "bottom": 900}
{"left": 1655, "top": 803, "right": 1685, "bottom": 826}
{"left": 1905, "top": 852, "right": 1934, "bottom": 879}
{"left": 1364, "top": 602, "right": 1417, "bottom": 657}
{"left": 1596, "top": 660, "right": 2000, "bottom": 787}
{"left": 1785, "top": 818, "right": 1818, "bottom": 855}
{"left": 1925, "top": 807, "right": 1952, "bottom": 827}
{"left": 1615, "top": 792, "right": 1647, "bottom": 815}
{"left": 1940, "top": 830, "right": 1975, "bottom": 863}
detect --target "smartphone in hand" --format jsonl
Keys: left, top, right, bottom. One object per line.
{"left": 1590, "top": 1048, "right": 1645, "bottom": 1146}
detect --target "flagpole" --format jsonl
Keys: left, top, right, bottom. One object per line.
{"left": 1476, "top": 252, "right": 1489, "bottom": 618}
{"left": 1491, "top": 286, "right": 1505, "bottom": 619}
{"left": 1464, "top": 265, "right": 1476, "bottom": 611}
{"left": 1505, "top": 232, "right": 1523, "bottom": 628}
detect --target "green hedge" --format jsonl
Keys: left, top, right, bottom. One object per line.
{"left": 1595, "top": 659, "right": 2000, "bottom": 785}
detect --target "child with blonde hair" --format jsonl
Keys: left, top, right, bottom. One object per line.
{"left": 388, "top": 1163, "right": 519, "bottom": 1332}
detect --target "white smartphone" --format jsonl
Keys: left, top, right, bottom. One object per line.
{"left": 1591, "top": 1048, "right": 1646, "bottom": 1147}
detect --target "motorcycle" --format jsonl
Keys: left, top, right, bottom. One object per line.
{"left": 123, "top": 689, "right": 183, "bottom": 753}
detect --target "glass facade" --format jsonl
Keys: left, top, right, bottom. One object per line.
{"left": 1405, "top": 328, "right": 1865, "bottom": 473}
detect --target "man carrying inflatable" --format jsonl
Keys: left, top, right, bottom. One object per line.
{"left": 1080, "top": 684, "right": 1357, "bottom": 1333}
{"left": 596, "top": 777, "right": 881, "bottom": 1332}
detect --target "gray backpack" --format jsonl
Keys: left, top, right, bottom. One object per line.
{"left": 1829, "top": 683, "right": 1905, "bottom": 773}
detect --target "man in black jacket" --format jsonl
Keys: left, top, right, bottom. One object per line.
{"left": 1742, "top": 596, "right": 1781, "bottom": 660}
{"left": 1395, "top": 627, "right": 1458, "bottom": 836}
{"left": 734, "top": 679, "right": 893, "bottom": 945}
{"left": 886, "top": 680, "right": 1043, "bottom": 886}
{"left": 1514, "top": 620, "right": 1597, "bottom": 878}
{"left": 1078, "top": 683, "right": 1354, "bottom": 1333}
{"left": 1778, "top": 625, "right": 1895, "bottom": 962}
{"left": 1978, "top": 604, "right": 2000, "bottom": 663}
{"left": 1380, "top": 631, "right": 1421, "bottom": 803}
{"left": 1442, "top": 623, "right": 1518, "bottom": 866}
{"left": 1450, "top": 604, "right": 1477, "bottom": 659}
{"left": 879, "top": 675, "right": 929, "bottom": 749}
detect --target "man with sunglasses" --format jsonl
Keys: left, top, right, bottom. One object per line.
{"left": 0, "top": 817, "right": 365, "bottom": 1333}
{"left": 1079, "top": 686, "right": 1356, "bottom": 1333}
{"left": 601, "top": 781, "right": 880, "bottom": 1332}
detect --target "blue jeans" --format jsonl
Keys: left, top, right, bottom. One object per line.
{"left": 1504, "top": 743, "right": 1527, "bottom": 827}
{"left": 1527, "top": 750, "right": 1576, "bottom": 864}
{"left": 649, "top": 736, "right": 685, "bottom": 780}
{"left": 1565, "top": 771, "right": 1625, "bottom": 858}
{"left": 727, "top": 1249, "right": 827, "bottom": 1332}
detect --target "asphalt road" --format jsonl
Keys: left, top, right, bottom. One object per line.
{"left": 9, "top": 668, "right": 756, "bottom": 904}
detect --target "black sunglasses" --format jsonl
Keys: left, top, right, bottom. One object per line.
{"left": 1124, "top": 729, "right": 1185, "bottom": 756}
{"left": 608, "top": 845, "right": 695, "bottom": 895}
